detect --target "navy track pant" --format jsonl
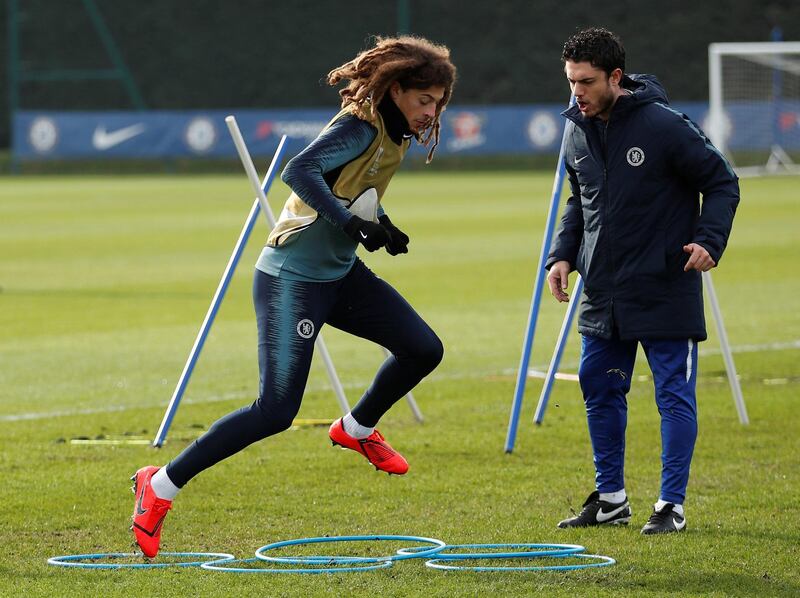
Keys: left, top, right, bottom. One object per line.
{"left": 166, "top": 259, "right": 443, "bottom": 487}
{"left": 578, "top": 334, "right": 698, "bottom": 504}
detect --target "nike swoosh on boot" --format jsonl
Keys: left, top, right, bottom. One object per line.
{"left": 596, "top": 503, "right": 628, "bottom": 523}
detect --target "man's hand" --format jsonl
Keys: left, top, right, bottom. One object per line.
{"left": 547, "top": 260, "right": 572, "bottom": 302}
{"left": 343, "top": 215, "right": 389, "bottom": 252}
{"left": 683, "top": 243, "right": 716, "bottom": 272}
{"left": 378, "top": 215, "right": 409, "bottom": 255}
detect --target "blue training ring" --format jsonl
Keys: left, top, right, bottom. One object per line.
{"left": 47, "top": 551, "right": 235, "bottom": 569}
{"left": 396, "top": 543, "right": 586, "bottom": 560}
{"left": 255, "top": 534, "right": 446, "bottom": 565}
{"left": 425, "top": 553, "right": 616, "bottom": 572}
{"left": 201, "top": 556, "right": 393, "bottom": 574}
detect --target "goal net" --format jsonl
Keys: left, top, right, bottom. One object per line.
{"left": 708, "top": 42, "right": 800, "bottom": 176}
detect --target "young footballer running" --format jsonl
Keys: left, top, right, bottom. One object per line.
{"left": 130, "top": 36, "right": 456, "bottom": 557}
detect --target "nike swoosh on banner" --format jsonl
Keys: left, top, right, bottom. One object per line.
{"left": 575, "top": 155, "right": 588, "bottom": 164}
{"left": 92, "top": 124, "right": 146, "bottom": 150}
{"left": 596, "top": 504, "right": 627, "bottom": 523}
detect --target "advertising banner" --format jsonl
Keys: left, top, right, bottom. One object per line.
{"left": 14, "top": 101, "right": 791, "bottom": 161}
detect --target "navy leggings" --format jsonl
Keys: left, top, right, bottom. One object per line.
{"left": 166, "top": 259, "right": 443, "bottom": 487}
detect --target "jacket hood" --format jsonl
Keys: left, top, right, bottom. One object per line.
{"left": 562, "top": 73, "right": 669, "bottom": 121}
{"left": 622, "top": 74, "right": 669, "bottom": 106}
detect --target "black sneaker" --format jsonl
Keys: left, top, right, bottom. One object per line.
{"left": 641, "top": 503, "right": 686, "bottom": 535}
{"left": 557, "top": 491, "right": 632, "bottom": 528}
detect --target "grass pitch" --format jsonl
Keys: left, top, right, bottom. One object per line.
{"left": 1, "top": 170, "right": 798, "bottom": 596}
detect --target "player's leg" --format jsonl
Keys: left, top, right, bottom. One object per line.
{"left": 326, "top": 259, "right": 443, "bottom": 474}
{"left": 131, "top": 271, "right": 330, "bottom": 555}
{"left": 558, "top": 334, "right": 637, "bottom": 528}
{"left": 640, "top": 338, "right": 698, "bottom": 534}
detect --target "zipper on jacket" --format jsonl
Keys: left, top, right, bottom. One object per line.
{"left": 602, "top": 119, "right": 609, "bottom": 182}
{"left": 602, "top": 116, "right": 617, "bottom": 318}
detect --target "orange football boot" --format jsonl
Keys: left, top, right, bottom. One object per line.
{"left": 329, "top": 418, "right": 409, "bottom": 475}
{"left": 130, "top": 466, "right": 173, "bottom": 558}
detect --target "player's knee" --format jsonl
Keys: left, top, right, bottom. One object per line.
{"left": 255, "top": 396, "right": 299, "bottom": 433}
{"left": 657, "top": 394, "right": 698, "bottom": 424}
{"left": 270, "top": 413, "right": 296, "bottom": 433}
{"left": 417, "top": 333, "right": 444, "bottom": 373}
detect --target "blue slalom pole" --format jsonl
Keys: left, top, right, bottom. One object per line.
{"left": 504, "top": 98, "right": 573, "bottom": 453}
{"left": 533, "top": 275, "right": 583, "bottom": 424}
{"left": 152, "top": 135, "right": 288, "bottom": 448}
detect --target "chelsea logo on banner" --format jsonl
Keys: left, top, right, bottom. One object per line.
{"left": 626, "top": 147, "right": 645, "bottom": 166}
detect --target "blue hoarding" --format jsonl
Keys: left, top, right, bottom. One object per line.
{"left": 12, "top": 101, "right": 799, "bottom": 160}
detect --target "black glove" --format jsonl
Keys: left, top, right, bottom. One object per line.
{"left": 379, "top": 215, "right": 409, "bottom": 255}
{"left": 343, "top": 215, "right": 389, "bottom": 252}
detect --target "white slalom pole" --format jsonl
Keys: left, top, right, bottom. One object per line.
{"left": 225, "top": 117, "right": 282, "bottom": 231}
{"left": 533, "top": 275, "right": 583, "bottom": 424}
{"left": 703, "top": 271, "right": 749, "bottom": 424}
{"left": 152, "top": 135, "right": 288, "bottom": 447}
{"left": 225, "top": 116, "right": 351, "bottom": 416}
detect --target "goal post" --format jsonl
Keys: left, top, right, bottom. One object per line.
{"left": 708, "top": 41, "right": 800, "bottom": 176}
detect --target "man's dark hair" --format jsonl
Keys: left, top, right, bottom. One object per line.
{"left": 562, "top": 28, "right": 625, "bottom": 75}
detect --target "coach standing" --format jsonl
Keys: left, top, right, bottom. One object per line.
{"left": 546, "top": 28, "right": 739, "bottom": 534}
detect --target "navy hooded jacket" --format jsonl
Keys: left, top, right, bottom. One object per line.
{"left": 546, "top": 74, "right": 739, "bottom": 341}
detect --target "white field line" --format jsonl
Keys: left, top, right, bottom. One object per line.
{"left": 699, "top": 339, "right": 800, "bottom": 356}
{"left": 522, "top": 338, "right": 800, "bottom": 375}
{"left": 2, "top": 339, "right": 798, "bottom": 423}
{"left": 0, "top": 369, "right": 489, "bottom": 423}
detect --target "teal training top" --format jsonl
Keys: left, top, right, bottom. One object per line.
{"left": 256, "top": 97, "right": 411, "bottom": 281}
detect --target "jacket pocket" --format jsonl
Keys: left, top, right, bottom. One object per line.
{"left": 619, "top": 229, "right": 667, "bottom": 282}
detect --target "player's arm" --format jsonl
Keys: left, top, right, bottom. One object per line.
{"left": 281, "top": 115, "right": 391, "bottom": 250}
{"left": 281, "top": 115, "right": 377, "bottom": 229}
{"left": 668, "top": 113, "right": 740, "bottom": 270}
{"left": 546, "top": 161, "right": 584, "bottom": 301}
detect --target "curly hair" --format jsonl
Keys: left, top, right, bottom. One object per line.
{"left": 562, "top": 28, "right": 625, "bottom": 76}
{"left": 327, "top": 35, "right": 457, "bottom": 162}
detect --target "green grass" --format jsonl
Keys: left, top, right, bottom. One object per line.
{"left": 1, "top": 171, "right": 798, "bottom": 596}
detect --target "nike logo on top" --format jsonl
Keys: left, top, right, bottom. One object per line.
{"left": 596, "top": 503, "right": 628, "bottom": 523}
{"left": 575, "top": 155, "right": 589, "bottom": 164}
{"left": 92, "top": 124, "right": 146, "bottom": 150}
{"left": 360, "top": 231, "right": 368, "bottom": 239}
